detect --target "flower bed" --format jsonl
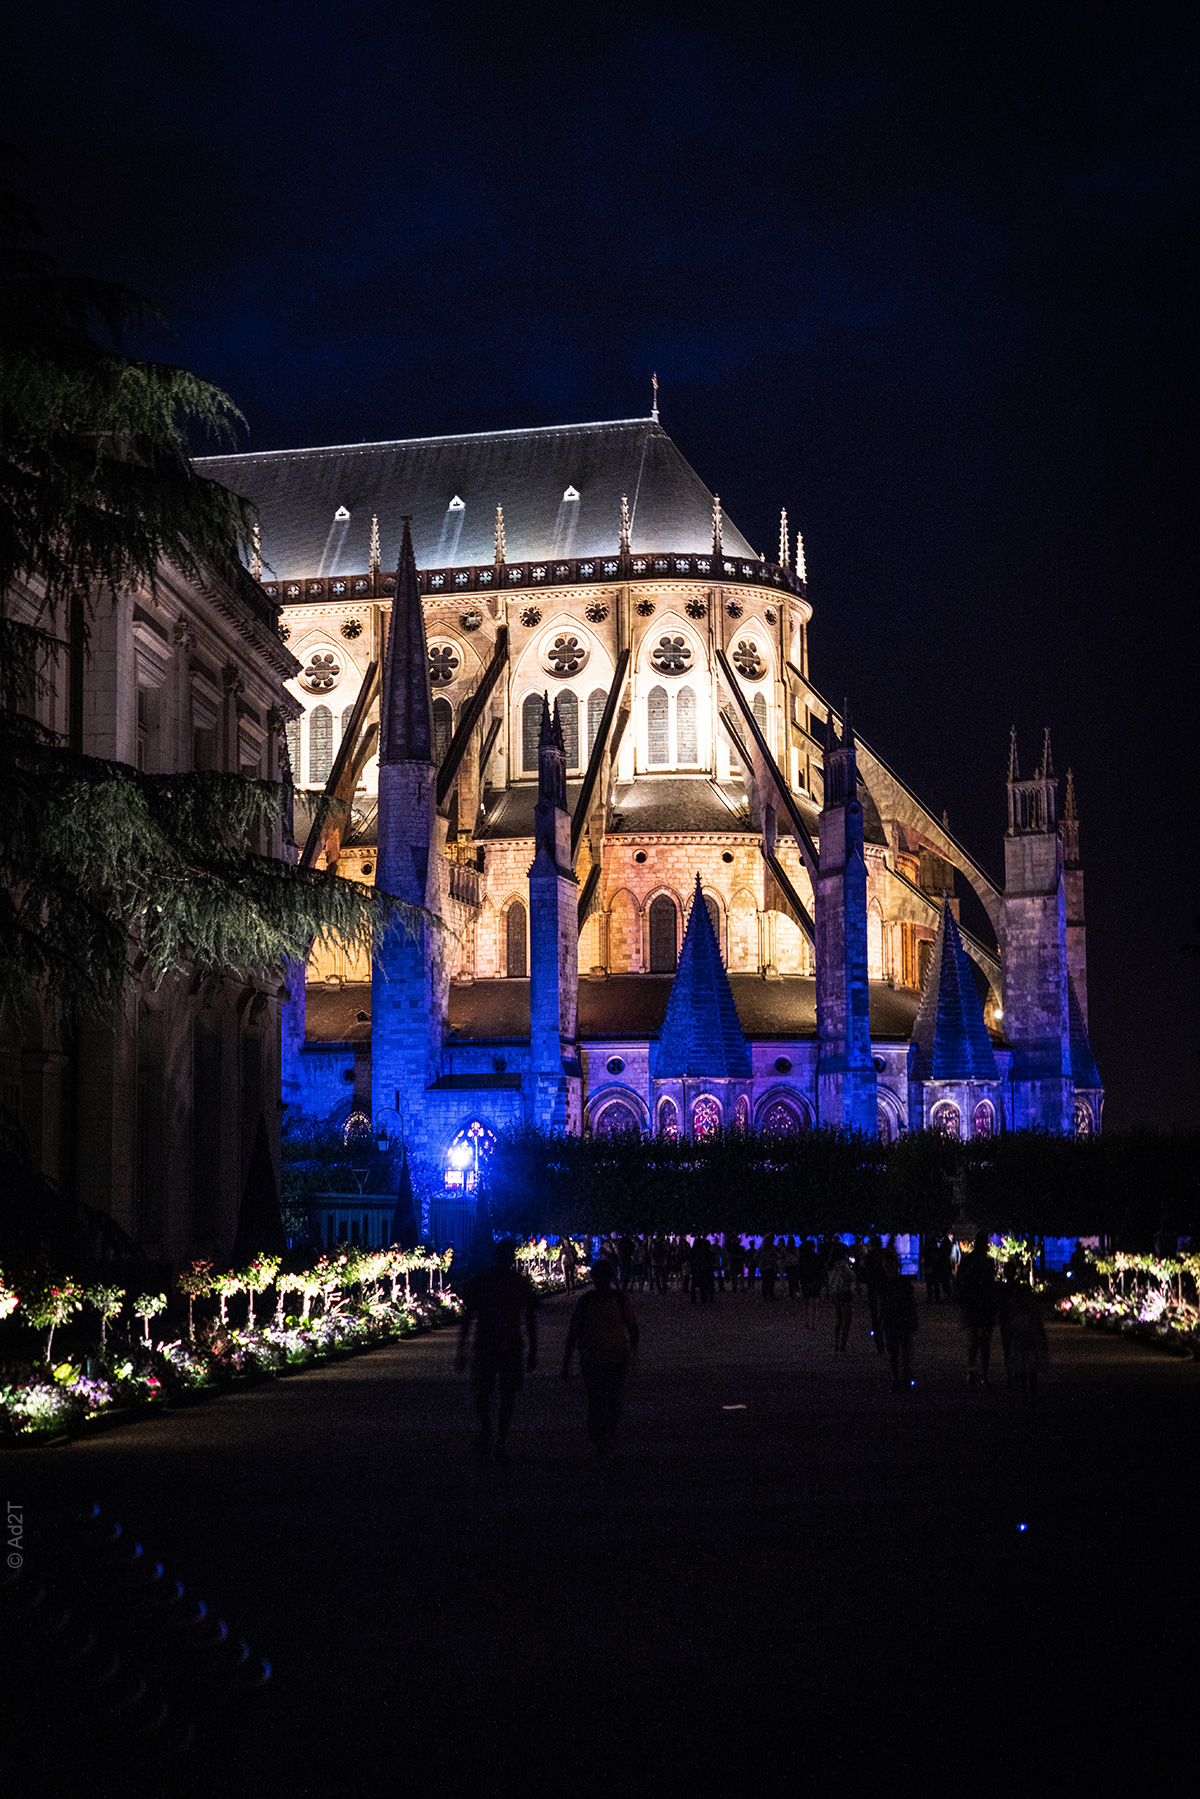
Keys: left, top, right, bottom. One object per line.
{"left": 1056, "top": 1251, "right": 1200, "bottom": 1358}
{"left": 0, "top": 1248, "right": 462, "bottom": 1441}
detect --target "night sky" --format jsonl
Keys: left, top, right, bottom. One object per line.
{"left": 5, "top": 1, "right": 1197, "bottom": 1127}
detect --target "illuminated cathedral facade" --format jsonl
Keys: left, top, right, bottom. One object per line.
{"left": 201, "top": 416, "right": 1101, "bottom": 1240}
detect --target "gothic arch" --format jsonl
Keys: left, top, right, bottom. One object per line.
{"left": 589, "top": 1087, "right": 648, "bottom": 1136}
{"left": 754, "top": 1086, "right": 813, "bottom": 1132}
{"left": 500, "top": 895, "right": 528, "bottom": 978}
{"left": 643, "top": 885, "right": 686, "bottom": 975}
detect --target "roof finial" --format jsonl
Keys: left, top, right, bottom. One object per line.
{"left": 1064, "top": 767, "right": 1077, "bottom": 820}
{"left": 712, "top": 494, "right": 723, "bottom": 556}
{"left": 1040, "top": 727, "right": 1054, "bottom": 779}
{"left": 842, "top": 699, "right": 854, "bottom": 746}
{"left": 369, "top": 513, "right": 380, "bottom": 577}
{"left": 794, "top": 529, "right": 806, "bottom": 583}
{"left": 1008, "top": 725, "right": 1019, "bottom": 781}
{"left": 651, "top": 372, "right": 659, "bottom": 422}
{"left": 619, "top": 493, "right": 631, "bottom": 555}
{"left": 779, "top": 508, "right": 790, "bottom": 570}
{"left": 250, "top": 520, "right": 262, "bottom": 582}
{"left": 494, "top": 503, "right": 506, "bottom": 567}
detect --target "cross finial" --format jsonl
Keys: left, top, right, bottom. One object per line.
{"left": 794, "top": 529, "right": 806, "bottom": 583}
{"left": 619, "top": 493, "right": 631, "bottom": 555}
{"left": 250, "top": 520, "right": 262, "bottom": 581}
{"left": 651, "top": 372, "right": 659, "bottom": 422}
{"left": 369, "top": 513, "right": 380, "bottom": 576}
{"left": 494, "top": 504, "right": 506, "bottom": 566}
{"left": 712, "top": 494, "right": 723, "bottom": 555}
{"left": 778, "top": 507, "right": 790, "bottom": 570}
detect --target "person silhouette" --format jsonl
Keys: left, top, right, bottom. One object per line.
{"left": 562, "top": 1259, "right": 639, "bottom": 1463}
{"left": 456, "top": 1238, "right": 538, "bottom": 1464}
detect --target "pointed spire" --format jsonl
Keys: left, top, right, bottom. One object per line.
{"left": 369, "top": 513, "right": 380, "bottom": 577}
{"left": 536, "top": 689, "right": 567, "bottom": 817}
{"left": 538, "top": 690, "right": 553, "bottom": 748}
{"left": 379, "top": 517, "right": 433, "bottom": 765}
{"left": 910, "top": 902, "right": 999, "bottom": 1080}
{"left": 1064, "top": 767, "right": 1077, "bottom": 821}
{"left": 551, "top": 695, "right": 565, "bottom": 753}
{"left": 823, "top": 708, "right": 840, "bottom": 753}
{"left": 1008, "top": 726, "right": 1019, "bottom": 781}
{"left": 712, "top": 495, "right": 723, "bottom": 555}
{"left": 619, "top": 493, "right": 632, "bottom": 555}
{"left": 654, "top": 876, "right": 751, "bottom": 1079}
{"left": 795, "top": 530, "right": 806, "bottom": 582}
{"left": 779, "top": 508, "right": 790, "bottom": 570}
{"left": 250, "top": 521, "right": 262, "bottom": 581}
{"left": 494, "top": 504, "right": 506, "bottom": 566}
{"left": 651, "top": 372, "right": 659, "bottom": 422}
{"left": 842, "top": 698, "right": 853, "bottom": 746}
{"left": 1040, "top": 727, "right": 1054, "bottom": 779}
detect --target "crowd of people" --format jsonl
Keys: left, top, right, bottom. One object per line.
{"left": 458, "top": 1230, "right": 1049, "bottom": 1467}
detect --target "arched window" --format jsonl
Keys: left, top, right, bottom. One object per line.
{"left": 876, "top": 1105, "right": 892, "bottom": 1146}
{"left": 284, "top": 718, "right": 300, "bottom": 782}
{"left": 752, "top": 692, "right": 768, "bottom": 736}
{"left": 505, "top": 901, "right": 527, "bottom": 978}
{"left": 1073, "top": 1100, "right": 1093, "bottom": 1139}
{"left": 587, "top": 688, "right": 606, "bottom": 763}
{"left": 930, "top": 1100, "right": 961, "bottom": 1138}
{"left": 733, "top": 1096, "right": 750, "bottom": 1134}
{"left": 677, "top": 685, "right": 698, "bottom": 763}
{"left": 647, "top": 685, "right": 669, "bottom": 766}
{"left": 522, "top": 693, "right": 543, "bottom": 773}
{"left": 558, "top": 689, "right": 579, "bottom": 769}
{"left": 443, "top": 1121, "right": 496, "bottom": 1192}
{"left": 702, "top": 893, "right": 722, "bottom": 959}
{"left": 309, "top": 704, "right": 332, "bottom": 785}
{"left": 596, "top": 1101, "right": 639, "bottom": 1137}
{"left": 761, "top": 1100, "right": 800, "bottom": 1136}
{"left": 972, "top": 1100, "right": 995, "bottom": 1139}
{"left": 692, "top": 1096, "right": 721, "bottom": 1139}
{"left": 432, "top": 697, "right": 453, "bottom": 764}
{"left": 648, "top": 894, "right": 678, "bottom": 973}
{"left": 658, "top": 1098, "right": 678, "bottom": 1139}
{"left": 341, "top": 703, "right": 356, "bottom": 739}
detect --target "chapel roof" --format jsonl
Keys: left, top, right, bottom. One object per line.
{"left": 654, "top": 878, "right": 753, "bottom": 1079}
{"left": 909, "top": 901, "right": 999, "bottom": 1081}
{"left": 1068, "top": 978, "right": 1102, "bottom": 1089}
{"left": 302, "top": 976, "right": 922, "bottom": 1047}
{"left": 197, "top": 418, "right": 756, "bottom": 582}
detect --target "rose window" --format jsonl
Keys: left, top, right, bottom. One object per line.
{"left": 301, "top": 650, "right": 341, "bottom": 692}
{"left": 428, "top": 644, "right": 460, "bottom": 685}
{"left": 650, "top": 634, "right": 693, "bottom": 676}
{"left": 542, "top": 633, "right": 588, "bottom": 676}
{"left": 732, "top": 639, "right": 764, "bottom": 680}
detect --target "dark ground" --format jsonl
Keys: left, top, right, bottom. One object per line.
{"left": 4, "top": 1288, "right": 1197, "bottom": 1796}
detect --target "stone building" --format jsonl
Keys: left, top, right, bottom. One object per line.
{"left": 198, "top": 414, "right": 1101, "bottom": 1248}
{"left": 1, "top": 560, "right": 302, "bottom": 1262}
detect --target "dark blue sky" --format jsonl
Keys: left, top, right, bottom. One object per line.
{"left": 5, "top": 0, "right": 1198, "bottom": 1125}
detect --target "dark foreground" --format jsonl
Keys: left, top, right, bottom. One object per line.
{"left": 4, "top": 1289, "right": 1197, "bottom": 1795}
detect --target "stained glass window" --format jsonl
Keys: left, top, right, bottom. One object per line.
{"left": 761, "top": 1101, "right": 799, "bottom": 1136}
{"left": 309, "top": 705, "right": 332, "bottom": 785}
{"left": 506, "top": 901, "right": 527, "bottom": 978}
{"left": 733, "top": 1097, "right": 749, "bottom": 1133}
{"left": 1073, "top": 1100, "right": 1093, "bottom": 1138}
{"left": 752, "top": 692, "right": 767, "bottom": 736}
{"left": 692, "top": 1096, "right": 721, "bottom": 1138}
{"left": 587, "top": 688, "right": 606, "bottom": 763}
{"left": 931, "top": 1100, "right": 961, "bottom": 1138}
{"left": 677, "top": 684, "right": 698, "bottom": 763}
{"left": 596, "top": 1102, "right": 638, "bottom": 1137}
{"left": 433, "top": 697, "right": 453, "bottom": 764}
{"left": 876, "top": 1105, "right": 892, "bottom": 1145}
{"left": 647, "top": 685, "right": 669, "bottom": 766}
{"left": 658, "top": 1098, "right": 678, "bottom": 1139}
{"left": 284, "top": 718, "right": 300, "bottom": 782}
{"left": 648, "top": 895, "right": 677, "bottom": 972}
{"left": 522, "top": 693, "right": 543, "bottom": 772}
{"left": 972, "top": 1100, "right": 995, "bottom": 1139}
{"left": 558, "top": 689, "right": 579, "bottom": 769}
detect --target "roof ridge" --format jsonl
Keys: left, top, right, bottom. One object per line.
{"left": 197, "top": 417, "right": 659, "bottom": 466}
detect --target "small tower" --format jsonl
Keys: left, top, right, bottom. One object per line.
{"left": 1001, "top": 729, "right": 1073, "bottom": 1132}
{"left": 370, "top": 520, "right": 449, "bottom": 1147}
{"left": 1061, "top": 768, "right": 1088, "bottom": 1026}
{"left": 653, "top": 877, "right": 752, "bottom": 1136}
{"left": 527, "top": 694, "right": 580, "bottom": 1130}
{"left": 815, "top": 705, "right": 877, "bottom": 1133}
{"left": 907, "top": 902, "right": 1002, "bottom": 1137}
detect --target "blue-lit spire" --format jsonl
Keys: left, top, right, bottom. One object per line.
{"left": 655, "top": 877, "right": 751, "bottom": 1079}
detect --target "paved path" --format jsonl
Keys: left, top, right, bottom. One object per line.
{"left": 8, "top": 1290, "right": 1198, "bottom": 1793}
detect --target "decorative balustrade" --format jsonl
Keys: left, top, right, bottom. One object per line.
{"left": 445, "top": 859, "right": 483, "bottom": 908}
{"left": 261, "top": 552, "right": 805, "bottom": 605}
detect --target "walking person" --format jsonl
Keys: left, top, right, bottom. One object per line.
{"left": 723, "top": 1235, "right": 742, "bottom": 1293}
{"left": 782, "top": 1236, "right": 800, "bottom": 1301}
{"left": 760, "top": 1234, "right": 778, "bottom": 1300}
{"left": 955, "top": 1233, "right": 999, "bottom": 1386}
{"left": 456, "top": 1239, "right": 538, "bottom": 1464}
{"left": 1002, "top": 1281, "right": 1049, "bottom": 1407}
{"left": 559, "top": 1236, "right": 579, "bottom": 1294}
{"left": 863, "top": 1235, "right": 887, "bottom": 1355}
{"left": 651, "top": 1235, "right": 669, "bottom": 1295}
{"left": 827, "top": 1242, "right": 854, "bottom": 1351}
{"left": 879, "top": 1247, "right": 918, "bottom": 1390}
{"left": 799, "top": 1238, "right": 822, "bottom": 1329}
{"left": 562, "top": 1259, "right": 640, "bottom": 1463}
{"left": 689, "top": 1234, "right": 716, "bottom": 1304}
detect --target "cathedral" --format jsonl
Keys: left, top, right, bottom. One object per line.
{"left": 200, "top": 415, "right": 1101, "bottom": 1243}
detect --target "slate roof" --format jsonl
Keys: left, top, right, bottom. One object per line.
{"left": 479, "top": 780, "right": 584, "bottom": 840}
{"left": 1068, "top": 978, "right": 1102, "bottom": 1088}
{"left": 196, "top": 418, "right": 756, "bottom": 582}
{"left": 910, "top": 902, "right": 999, "bottom": 1081}
{"left": 607, "top": 778, "right": 758, "bottom": 835}
{"left": 651, "top": 878, "right": 753, "bottom": 1078}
